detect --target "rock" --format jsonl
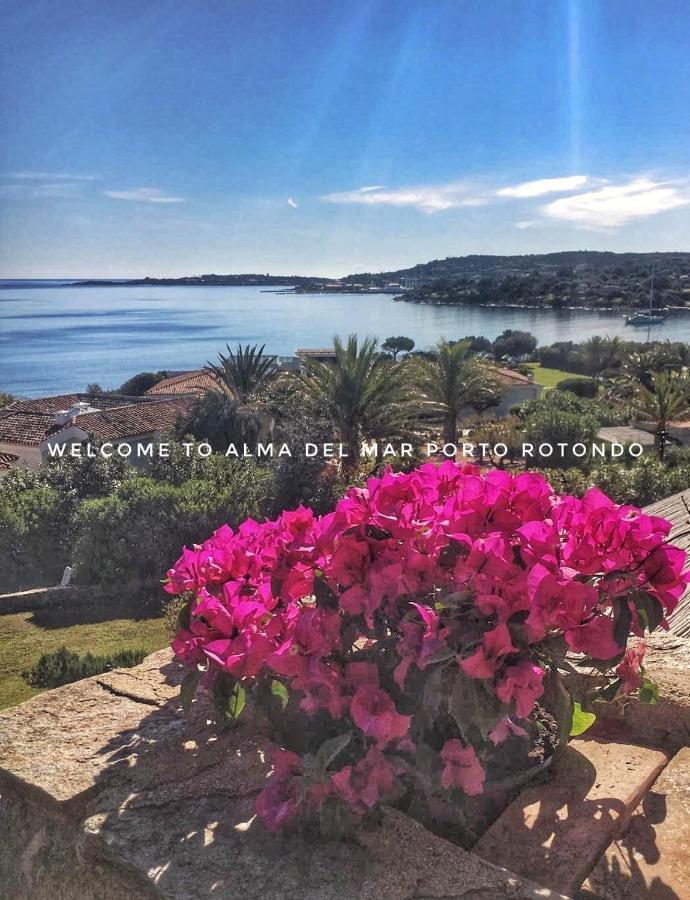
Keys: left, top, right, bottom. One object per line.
{"left": 473, "top": 737, "right": 669, "bottom": 897}
{"left": 583, "top": 746, "right": 690, "bottom": 899}
{"left": 0, "top": 652, "right": 566, "bottom": 900}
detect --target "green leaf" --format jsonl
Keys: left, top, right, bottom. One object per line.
{"left": 632, "top": 591, "right": 664, "bottom": 635}
{"left": 270, "top": 679, "right": 289, "bottom": 709}
{"left": 570, "top": 701, "right": 597, "bottom": 736}
{"left": 226, "top": 682, "right": 246, "bottom": 720}
{"left": 315, "top": 732, "right": 351, "bottom": 772}
{"left": 638, "top": 677, "right": 660, "bottom": 705}
{"left": 613, "top": 598, "right": 633, "bottom": 650}
{"left": 179, "top": 669, "right": 200, "bottom": 713}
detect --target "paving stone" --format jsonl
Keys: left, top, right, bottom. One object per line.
{"left": 473, "top": 737, "right": 669, "bottom": 897}
{"left": 0, "top": 651, "right": 567, "bottom": 900}
{"left": 583, "top": 746, "right": 690, "bottom": 900}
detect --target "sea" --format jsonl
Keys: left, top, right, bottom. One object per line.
{"left": 2, "top": 280, "right": 690, "bottom": 398}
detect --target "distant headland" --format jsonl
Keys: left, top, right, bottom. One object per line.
{"left": 75, "top": 251, "right": 690, "bottom": 311}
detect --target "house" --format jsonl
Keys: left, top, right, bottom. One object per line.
{"left": 295, "top": 348, "right": 338, "bottom": 365}
{"left": 0, "top": 393, "right": 193, "bottom": 469}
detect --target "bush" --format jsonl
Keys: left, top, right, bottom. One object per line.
{"left": 556, "top": 377, "right": 598, "bottom": 398}
{"left": 23, "top": 645, "right": 147, "bottom": 688}
{"left": 0, "top": 484, "right": 68, "bottom": 590}
{"left": 170, "top": 464, "right": 686, "bottom": 840}
{"left": 72, "top": 460, "right": 268, "bottom": 585}
{"left": 117, "top": 371, "right": 168, "bottom": 395}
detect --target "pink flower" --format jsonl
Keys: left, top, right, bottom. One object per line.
{"left": 616, "top": 641, "right": 647, "bottom": 694}
{"left": 349, "top": 685, "right": 411, "bottom": 746}
{"left": 496, "top": 660, "right": 545, "bottom": 718}
{"left": 565, "top": 615, "right": 622, "bottom": 661}
{"left": 460, "top": 624, "right": 516, "bottom": 679}
{"left": 331, "top": 746, "right": 398, "bottom": 814}
{"left": 440, "top": 739, "right": 485, "bottom": 795}
{"left": 489, "top": 716, "right": 528, "bottom": 745}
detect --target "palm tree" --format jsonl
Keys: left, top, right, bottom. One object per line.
{"left": 299, "top": 335, "right": 411, "bottom": 473}
{"left": 202, "top": 344, "right": 279, "bottom": 447}
{"left": 413, "top": 339, "right": 502, "bottom": 445}
{"left": 633, "top": 371, "right": 690, "bottom": 460}
{"left": 205, "top": 343, "right": 278, "bottom": 404}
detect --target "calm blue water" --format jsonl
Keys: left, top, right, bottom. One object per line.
{"left": 2, "top": 282, "right": 690, "bottom": 397}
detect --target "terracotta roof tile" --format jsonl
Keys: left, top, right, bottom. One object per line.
{"left": 55, "top": 397, "right": 195, "bottom": 442}
{"left": 495, "top": 367, "right": 534, "bottom": 386}
{"left": 145, "top": 370, "right": 224, "bottom": 397}
{"left": 0, "top": 412, "right": 56, "bottom": 446}
{"left": 0, "top": 451, "right": 19, "bottom": 470}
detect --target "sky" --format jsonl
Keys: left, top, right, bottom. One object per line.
{"left": 1, "top": 0, "right": 689, "bottom": 278}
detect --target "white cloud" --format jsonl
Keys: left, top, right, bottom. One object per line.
{"left": 287, "top": 197, "right": 298, "bottom": 208}
{"left": 515, "top": 220, "right": 538, "bottom": 230}
{"left": 541, "top": 177, "right": 690, "bottom": 229}
{"left": 497, "top": 175, "right": 589, "bottom": 198}
{"left": 322, "top": 183, "right": 485, "bottom": 214}
{"left": 7, "top": 171, "right": 98, "bottom": 181}
{"left": 103, "top": 187, "right": 185, "bottom": 204}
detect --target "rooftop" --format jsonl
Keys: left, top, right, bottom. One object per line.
{"left": 145, "top": 370, "right": 224, "bottom": 397}
{"left": 0, "top": 394, "right": 193, "bottom": 447}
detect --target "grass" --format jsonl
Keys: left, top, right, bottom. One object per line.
{"left": 526, "top": 363, "right": 588, "bottom": 389}
{"left": 0, "top": 612, "right": 169, "bottom": 710}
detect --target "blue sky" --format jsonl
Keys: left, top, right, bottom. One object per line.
{"left": 1, "top": 0, "right": 689, "bottom": 277}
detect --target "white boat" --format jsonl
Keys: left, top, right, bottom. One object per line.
{"left": 625, "top": 266, "right": 666, "bottom": 325}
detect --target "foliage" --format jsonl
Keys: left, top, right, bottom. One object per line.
{"left": 72, "top": 460, "right": 268, "bottom": 585}
{"left": 175, "top": 392, "right": 245, "bottom": 452}
{"left": 542, "top": 456, "right": 690, "bottom": 506}
{"left": 556, "top": 377, "right": 598, "bottom": 398}
{"left": 0, "top": 390, "right": 15, "bottom": 408}
{"left": 170, "top": 464, "right": 687, "bottom": 839}
{"left": 522, "top": 395, "right": 601, "bottom": 469}
{"left": 23, "top": 645, "right": 147, "bottom": 689}
{"left": 299, "top": 335, "right": 412, "bottom": 473}
{"left": 117, "top": 371, "right": 168, "bottom": 396}
{"left": 413, "top": 339, "right": 502, "bottom": 444}
{"left": 0, "top": 484, "right": 67, "bottom": 590}
{"left": 205, "top": 343, "right": 278, "bottom": 403}
{"left": 631, "top": 371, "right": 690, "bottom": 460}
{"left": 382, "top": 336, "right": 415, "bottom": 360}
{"left": 492, "top": 329, "right": 537, "bottom": 360}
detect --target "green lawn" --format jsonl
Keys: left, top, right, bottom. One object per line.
{"left": 526, "top": 363, "right": 588, "bottom": 389}
{"left": 0, "top": 612, "right": 169, "bottom": 710}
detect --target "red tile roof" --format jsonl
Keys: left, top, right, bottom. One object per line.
{"left": 0, "top": 412, "right": 56, "bottom": 446}
{"left": 145, "top": 370, "right": 224, "bottom": 397}
{"left": 0, "top": 396, "right": 194, "bottom": 446}
{"left": 52, "top": 397, "right": 194, "bottom": 442}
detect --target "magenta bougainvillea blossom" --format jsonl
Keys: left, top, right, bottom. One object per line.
{"left": 168, "top": 463, "right": 688, "bottom": 834}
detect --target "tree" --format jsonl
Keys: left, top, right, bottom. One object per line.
{"left": 117, "top": 371, "right": 168, "bottom": 396}
{"left": 0, "top": 391, "right": 15, "bottom": 409}
{"left": 633, "top": 371, "right": 690, "bottom": 461}
{"left": 205, "top": 343, "right": 278, "bottom": 404}
{"left": 299, "top": 335, "right": 411, "bottom": 473}
{"left": 492, "top": 330, "right": 537, "bottom": 360}
{"left": 176, "top": 391, "right": 245, "bottom": 452}
{"left": 413, "top": 339, "right": 502, "bottom": 445}
{"left": 382, "top": 336, "right": 415, "bottom": 361}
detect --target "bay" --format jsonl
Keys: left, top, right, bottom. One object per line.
{"left": 2, "top": 283, "right": 689, "bottom": 397}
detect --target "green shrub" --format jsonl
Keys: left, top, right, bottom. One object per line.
{"left": 23, "top": 645, "right": 147, "bottom": 688}
{"left": 72, "top": 460, "right": 268, "bottom": 585}
{"left": 556, "top": 377, "right": 598, "bottom": 398}
{"left": 0, "top": 484, "right": 68, "bottom": 590}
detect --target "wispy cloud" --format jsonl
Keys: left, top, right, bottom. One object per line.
{"left": 287, "top": 197, "right": 298, "bottom": 208}
{"left": 497, "top": 175, "right": 589, "bottom": 198}
{"left": 7, "top": 171, "right": 99, "bottom": 181}
{"left": 541, "top": 177, "right": 690, "bottom": 229}
{"left": 515, "top": 220, "right": 538, "bottom": 230}
{"left": 322, "top": 183, "right": 485, "bottom": 214}
{"left": 103, "top": 187, "right": 185, "bottom": 204}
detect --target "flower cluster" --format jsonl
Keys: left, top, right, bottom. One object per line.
{"left": 168, "top": 463, "right": 688, "bottom": 833}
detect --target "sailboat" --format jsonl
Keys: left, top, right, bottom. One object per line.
{"left": 625, "top": 266, "right": 666, "bottom": 325}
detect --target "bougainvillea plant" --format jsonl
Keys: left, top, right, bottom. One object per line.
{"left": 168, "top": 463, "right": 688, "bottom": 838}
